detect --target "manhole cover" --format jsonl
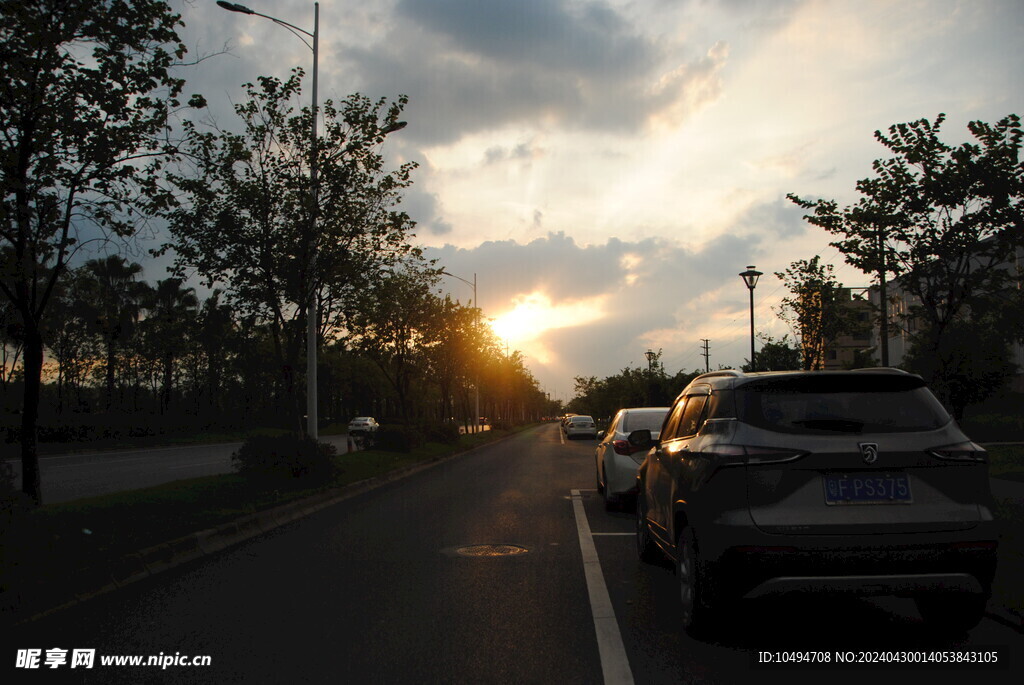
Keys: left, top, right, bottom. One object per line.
{"left": 454, "top": 544, "right": 530, "bottom": 558}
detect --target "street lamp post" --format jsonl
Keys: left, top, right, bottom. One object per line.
{"left": 439, "top": 270, "right": 479, "bottom": 434}
{"left": 739, "top": 265, "right": 762, "bottom": 371}
{"left": 218, "top": 0, "right": 321, "bottom": 439}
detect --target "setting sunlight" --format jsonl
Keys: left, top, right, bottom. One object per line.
{"left": 488, "top": 291, "right": 607, "bottom": 365}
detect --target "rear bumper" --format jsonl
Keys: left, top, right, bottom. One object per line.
{"left": 708, "top": 541, "right": 997, "bottom": 602}
{"left": 743, "top": 572, "right": 984, "bottom": 599}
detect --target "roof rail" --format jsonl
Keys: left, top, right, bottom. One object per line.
{"left": 694, "top": 370, "right": 744, "bottom": 379}
{"left": 849, "top": 367, "right": 911, "bottom": 374}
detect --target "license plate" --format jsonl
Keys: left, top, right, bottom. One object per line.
{"left": 823, "top": 473, "right": 912, "bottom": 505}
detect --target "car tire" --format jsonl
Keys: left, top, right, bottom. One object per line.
{"left": 677, "top": 527, "right": 714, "bottom": 639}
{"left": 635, "top": 497, "right": 661, "bottom": 564}
{"left": 596, "top": 461, "right": 604, "bottom": 494}
{"left": 915, "top": 592, "right": 988, "bottom": 636}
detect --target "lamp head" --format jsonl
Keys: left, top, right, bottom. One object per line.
{"left": 739, "top": 265, "right": 763, "bottom": 290}
{"left": 217, "top": 2, "right": 255, "bottom": 15}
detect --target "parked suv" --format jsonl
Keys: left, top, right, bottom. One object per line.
{"left": 634, "top": 369, "right": 998, "bottom": 638}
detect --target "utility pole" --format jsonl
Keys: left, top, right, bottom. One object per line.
{"left": 700, "top": 339, "right": 710, "bottom": 373}
{"left": 876, "top": 229, "right": 890, "bottom": 366}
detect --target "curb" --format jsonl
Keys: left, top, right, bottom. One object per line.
{"left": 3, "top": 429, "right": 527, "bottom": 626}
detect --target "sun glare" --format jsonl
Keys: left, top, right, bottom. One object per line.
{"left": 488, "top": 291, "right": 606, "bottom": 365}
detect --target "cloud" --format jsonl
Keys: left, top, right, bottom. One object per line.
{"left": 425, "top": 229, "right": 774, "bottom": 392}
{"left": 344, "top": 0, "right": 730, "bottom": 144}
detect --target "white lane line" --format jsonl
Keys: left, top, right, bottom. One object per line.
{"left": 571, "top": 489, "right": 634, "bottom": 685}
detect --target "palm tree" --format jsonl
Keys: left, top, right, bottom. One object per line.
{"left": 142, "top": 278, "right": 199, "bottom": 413}
{"left": 77, "top": 256, "right": 148, "bottom": 411}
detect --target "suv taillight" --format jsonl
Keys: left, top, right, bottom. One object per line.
{"left": 703, "top": 444, "right": 806, "bottom": 465}
{"left": 928, "top": 441, "right": 987, "bottom": 462}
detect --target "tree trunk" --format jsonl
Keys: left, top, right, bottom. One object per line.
{"left": 20, "top": 323, "right": 44, "bottom": 506}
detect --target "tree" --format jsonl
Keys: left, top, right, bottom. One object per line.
{"left": 76, "top": 256, "right": 149, "bottom": 411}
{"left": 141, "top": 278, "right": 198, "bottom": 414}
{"left": 344, "top": 266, "right": 439, "bottom": 422}
{"left": 156, "top": 71, "right": 416, "bottom": 432}
{"left": 774, "top": 256, "right": 861, "bottom": 370}
{"left": 741, "top": 334, "right": 801, "bottom": 372}
{"left": 0, "top": 0, "right": 187, "bottom": 504}
{"left": 789, "top": 114, "right": 1024, "bottom": 408}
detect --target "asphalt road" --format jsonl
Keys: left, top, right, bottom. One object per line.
{"left": 3, "top": 434, "right": 359, "bottom": 504}
{"left": 5, "top": 424, "right": 1022, "bottom": 683}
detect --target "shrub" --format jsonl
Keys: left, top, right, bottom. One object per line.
{"left": 231, "top": 434, "right": 338, "bottom": 483}
{"left": 374, "top": 425, "right": 424, "bottom": 453}
{"left": 0, "top": 460, "right": 32, "bottom": 531}
{"left": 421, "top": 423, "right": 460, "bottom": 445}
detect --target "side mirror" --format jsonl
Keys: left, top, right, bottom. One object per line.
{"left": 627, "top": 429, "right": 655, "bottom": 450}
{"left": 597, "top": 430, "right": 606, "bottom": 440}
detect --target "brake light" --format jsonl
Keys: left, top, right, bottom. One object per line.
{"left": 928, "top": 441, "right": 987, "bottom": 462}
{"left": 703, "top": 444, "right": 806, "bottom": 465}
{"left": 612, "top": 440, "right": 633, "bottom": 456}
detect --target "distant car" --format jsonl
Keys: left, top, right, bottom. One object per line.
{"left": 595, "top": 407, "right": 669, "bottom": 510}
{"left": 564, "top": 415, "right": 597, "bottom": 440}
{"left": 347, "top": 417, "right": 379, "bottom": 435}
{"left": 635, "top": 369, "right": 998, "bottom": 639}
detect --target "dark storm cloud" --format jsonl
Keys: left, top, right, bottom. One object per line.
{"left": 345, "top": 0, "right": 728, "bottom": 144}
{"left": 396, "top": 0, "right": 652, "bottom": 77}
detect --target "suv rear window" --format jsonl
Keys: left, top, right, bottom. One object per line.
{"left": 735, "top": 374, "right": 951, "bottom": 434}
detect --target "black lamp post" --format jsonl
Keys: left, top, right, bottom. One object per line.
{"left": 739, "top": 265, "right": 762, "bottom": 371}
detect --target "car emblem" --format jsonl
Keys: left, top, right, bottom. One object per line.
{"left": 859, "top": 443, "right": 879, "bottom": 465}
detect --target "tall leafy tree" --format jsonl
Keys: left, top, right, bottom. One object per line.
{"left": 774, "top": 256, "right": 861, "bottom": 370}
{"left": 344, "top": 266, "right": 439, "bottom": 422}
{"left": 0, "top": 0, "right": 187, "bottom": 504}
{"left": 789, "top": 114, "right": 1024, "bottom": 408}
{"left": 156, "top": 70, "right": 416, "bottom": 431}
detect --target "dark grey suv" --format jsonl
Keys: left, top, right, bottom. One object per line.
{"left": 634, "top": 369, "right": 998, "bottom": 638}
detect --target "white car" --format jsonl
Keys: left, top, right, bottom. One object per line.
{"left": 564, "top": 415, "right": 597, "bottom": 440}
{"left": 595, "top": 407, "right": 669, "bottom": 510}
{"left": 347, "top": 417, "right": 379, "bottom": 435}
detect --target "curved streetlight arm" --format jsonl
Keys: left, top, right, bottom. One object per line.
{"left": 438, "top": 268, "right": 474, "bottom": 291}
{"left": 217, "top": 2, "right": 315, "bottom": 44}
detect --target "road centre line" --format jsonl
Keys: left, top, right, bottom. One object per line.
{"left": 571, "top": 489, "right": 634, "bottom": 685}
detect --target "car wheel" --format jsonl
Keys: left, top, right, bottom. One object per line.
{"left": 635, "top": 497, "right": 661, "bottom": 564}
{"left": 915, "top": 592, "right": 988, "bottom": 636}
{"left": 677, "top": 527, "right": 714, "bottom": 639}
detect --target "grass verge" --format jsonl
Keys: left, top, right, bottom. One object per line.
{"left": 0, "top": 426, "right": 528, "bottom": 605}
{"left": 985, "top": 444, "right": 1024, "bottom": 482}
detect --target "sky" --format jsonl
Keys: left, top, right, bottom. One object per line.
{"left": 171, "top": 0, "right": 1024, "bottom": 403}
